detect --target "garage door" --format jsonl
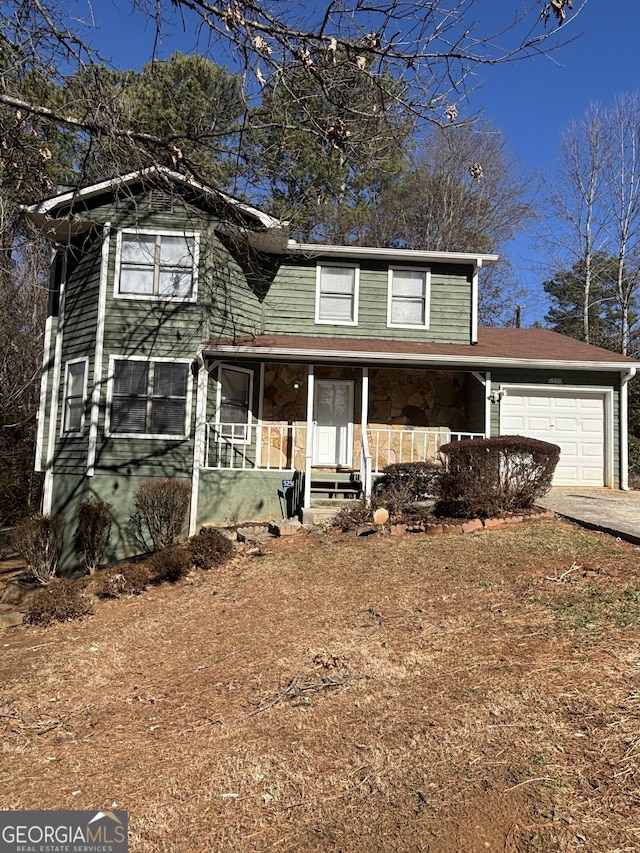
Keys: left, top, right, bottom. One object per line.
{"left": 499, "top": 389, "right": 605, "bottom": 486}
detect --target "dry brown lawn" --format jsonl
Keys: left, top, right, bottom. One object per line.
{"left": 3, "top": 518, "right": 640, "bottom": 852}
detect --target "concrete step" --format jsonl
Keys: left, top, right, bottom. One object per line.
{"left": 301, "top": 500, "right": 360, "bottom": 526}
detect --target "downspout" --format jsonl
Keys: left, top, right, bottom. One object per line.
{"left": 87, "top": 223, "right": 110, "bottom": 477}
{"left": 304, "top": 366, "right": 315, "bottom": 509}
{"left": 471, "top": 259, "right": 482, "bottom": 345}
{"left": 42, "top": 253, "right": 67, "bottom": 514}
{"left": 620, "top": 366, "right": 636, "bottom": 490}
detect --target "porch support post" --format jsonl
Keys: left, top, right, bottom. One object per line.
{"left": 256, "top": 362, "right": 265, "bottom": 470}
{"left": 304, "top": 366, "right": 315, "bottom": 509}
{"left": 620, "top": 367, "right": 636, "bottom": 490}
{"left": 189, "top": 352, "right": 209, "bottom": 536}
{"left": 361, "top": 367, "right": 371, "bottom": 502}
{"left": 485, "top": 371, "right": 492, "bottom": 438}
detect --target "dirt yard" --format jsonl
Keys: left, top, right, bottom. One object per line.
{"left": 2, "top": 518, "right": 640, "bottom": 852}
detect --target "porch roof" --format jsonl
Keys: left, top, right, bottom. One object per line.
{"left": 202, "top": 328, "right": 640, "bottom": 372}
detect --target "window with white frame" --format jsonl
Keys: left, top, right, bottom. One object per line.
{"left": 315, "top": 263, "right": 359, "bottom": 325}
{"left": 217, "top": 366, "right": 252, "bottom": 441}
{"left": 116, "top": 231, "right": 198, "bottom": 299}
{"left": 63, "top": 358, "right": 87, "bottom": 434}
{"left": 109, "top": 358, "right": 190, "bottom": 437}
{"left": 387, "top": 267, "right": 430, "bottom": 328}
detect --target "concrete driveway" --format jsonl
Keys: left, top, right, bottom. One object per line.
{"left": 538, "top": 488, "right": 640, "bottom": 545}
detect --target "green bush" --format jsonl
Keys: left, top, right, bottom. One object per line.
{"left": 75, "top": 497, "right": 114, "bottom": 574}
{"left": 23, "top": 578, "right": 93, "bottom": 626}
{"left": 12, "top": 513, "right": 66, "bottom": 585}
{"left": 148, "top": 546, "right": 191, "bottom": 584}
{"left": 187, "top": 529, "right": 234, "bottom": 570}
{"left": 438, "top": 435, "right": 560, "bottom": 518}
{"left": 129, "top": 478, "right": 192, "bottom": 552}
{"left": 374, "top": 461, "right": 440, "bottom": 517}
{"left": 92, "top": 562, "right": 150, "bottom": 598}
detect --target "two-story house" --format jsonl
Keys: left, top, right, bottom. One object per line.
{"left": 26, "top": 167, "right": 639, "bottom": 566}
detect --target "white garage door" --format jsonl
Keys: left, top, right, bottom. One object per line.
{"left": 500, "top": 389, "right": 605, "bottom": 486}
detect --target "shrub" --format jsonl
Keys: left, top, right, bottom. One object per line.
{"left": 75, "top": 497, "right": 114, "bottom": 574}
{"left": 147, "top": 546, "right": 191, "bottom": 584}
{"left": 374, "top": 461, "right": 441, "bottom": 517}
{"left": 332, "top": 500, "right": 374, "bottom": 532}
{"left": 93, "top": 562, "right": 150, "bottom": 598}
{"left": 187, "top": 529, "right": 234, "bottom": 570}
{"left": 629, "top": 436, "right": 640, "bottom": 488}
{"left": 438, "top": 435, "right": 560, "bottom": 518}
{"left": 12, "top": 513, "right": 66, "bottom": 585}
{"left": 23, "top": 578, "right": 93, "bottom": 626}
{"left": 129, "top": 478, "right": 192, "bottom": 552}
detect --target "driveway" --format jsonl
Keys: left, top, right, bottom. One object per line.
{"left": 538, "top": 488, "right": 640, "bottom": 545}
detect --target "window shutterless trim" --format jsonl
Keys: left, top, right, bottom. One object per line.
{"left": 61, "top": 356, "right": 89, "bottom": 436}
{"left": 314, "top": 262, "right": 359, "bottom": 326}
{"left": 386, "top": 266, "right": 431, "bottom": 330}
{"left": 104, "top": 355, "right": 193, "bottom": 439}
{"left": 113, "top": 228, "right": 200, "bottom": 302}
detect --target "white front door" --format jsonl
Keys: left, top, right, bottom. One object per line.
{"left": 313, "top": 379, "right": 354, "bottom": 466}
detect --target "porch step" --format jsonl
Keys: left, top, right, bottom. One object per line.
{"left": 301, "top": 500, "right": 360, "bottom": 526}
{"left": 309, "top": 476, "right": 363, "bottom": 501}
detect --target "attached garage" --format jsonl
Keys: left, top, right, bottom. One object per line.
{"left": 499, "top": 386, "right": 611, "bottom": 487}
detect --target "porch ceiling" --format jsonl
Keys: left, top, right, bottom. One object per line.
{"left": 201, "top": 328, "right": 640, "bottom": 372}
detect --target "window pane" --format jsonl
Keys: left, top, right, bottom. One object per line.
{"left": 159, "top": 269, "right": 192, "bottom": 297}
{"left": 159, "top": 235, "right": 193, "bottom": 265}
{"left": 114, "top": 360, "right": 148, "bottom": 396}
{"left": 65, "top": 399, "right": 83, "bottom": 432}
{"left": 111, "top": 398, "right": 147, "bottom": 433}
{"left": 68, "top": 361, "right": 85, "bottom": 397}
{"left": 120, "top": 266, "right": 154, "bottom": 294}
{"left": 391, "top": 297, "right": 425, "bottom": 325}
{"left": 151, "top": 399, "right": 186, "bottom": 434}
{"left": 153, "top": 363, "right": 189, "bottom": 397}
{"left": 320, "top": 267, "right": 355, "bottom": 294}
{"left": 319, "top": 294, "right": 354, "bottom": 321}
{"left": 121, "top": 234, "right": 155, "bottom": 264}
{"left": 393, "top": 270, "right": 425, "bottom": 298}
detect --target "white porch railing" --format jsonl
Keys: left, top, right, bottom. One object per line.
{"left": 360, "top": 430, "right": 373, "bottom": 503}
{"left": 367, "top": 428, "right": 484, "bottom": 474}
{"left": 204, "top": 422, "right": 308, "bottom": 471}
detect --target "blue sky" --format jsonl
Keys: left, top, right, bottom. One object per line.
{"left": 88, "top": 1, "right": 639, "bottom": 325}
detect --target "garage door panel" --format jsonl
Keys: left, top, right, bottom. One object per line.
{"left": 500, "top": 390, "right": 605, "bottom": 487}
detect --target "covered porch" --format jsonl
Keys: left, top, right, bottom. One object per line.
{"left": 190, "top": 353, "right": 488, "bottom": 530}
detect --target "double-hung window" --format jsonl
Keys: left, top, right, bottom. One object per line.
{"left": 109, "top": 358, "right": 191, "bottom": 437}
{"left": 387, "top": 267, "right": 430, "bottom": 328}
{"left": 62, "top": 358, "right": 88, "bottom": 435}
{"left": 315, "top": 263, "right": 359, "bottom": 325}
{"left": 216, "top": 366, "right": 252, "bottom": 442}
{"left": 116, "top": 231, "right": 198, "bottom": 300}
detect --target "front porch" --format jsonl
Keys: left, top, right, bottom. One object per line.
{"left": 190, "top": 360, "right": 487, "bottom": 530}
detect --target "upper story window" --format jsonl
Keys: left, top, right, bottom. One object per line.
{"left": 315, "top": 263, "right": 359, "bottom": 325}
{"left": 216, "top": 365, "right": 253, "bottom": 443}
{"left": 107, "top": 357, "right": 191, "bottom": 438}
{"left": 62, "top": 358, "right": 88, "bottom": 435}
{"left": 115, "top": 230, "right": 199, "bottom": 301}
{"left": 387, "top": 267, "right": 431, "bottom": 329}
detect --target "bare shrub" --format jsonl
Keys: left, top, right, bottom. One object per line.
{"left": 148, "top": 546, "right": 191, "bottom": 584}
{"left": 438, "top": 435, "right": 560, "bottom": 518}
{"left": 129, "top": 479, "right": 191, "bottom": 552}
{"left": 23, "top": 578, "right": 93, "bottom": 626}
{"left": 332, "top": 500, "right": 374, "bottom": 532}
{"left": 12, "top": 513, "right": 66, "bottom": 584}
{"left": 75, "top": 497, "right": 114, "bottom": 574}
{"left": 92, "top": 562, "right": 150, "bottom": 598}
{"left": 188, "top": 529, "right": 234, "bottom": 570}
{"left": 374, "top": 461, "right": 440, "bottom": 517}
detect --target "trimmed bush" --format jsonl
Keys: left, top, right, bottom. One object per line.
{"left": 188, "top": 529, "right": 234, "bottom": 570}
{"left": 438, "top": 435, "right": 560, "bottom": 518}
{"left": 12, "top": 513, "right": 66, "bottom": 585}
{"left": 23, "top": 578, "right": 93, "bottom": 626}
{"left": 75, "top": 497, "right": 114, "bottom": 574}
{"left": 129, "top": 478, "right": 192, "bottom": 552}
{"left": 93, "top": 562, "right": 150, "bottom": 598}
{"left": 374, "top": 461, "right": 440, "bottom": 517}
{"left": 148, "top": 546, "right": 191, "bottom": 584}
